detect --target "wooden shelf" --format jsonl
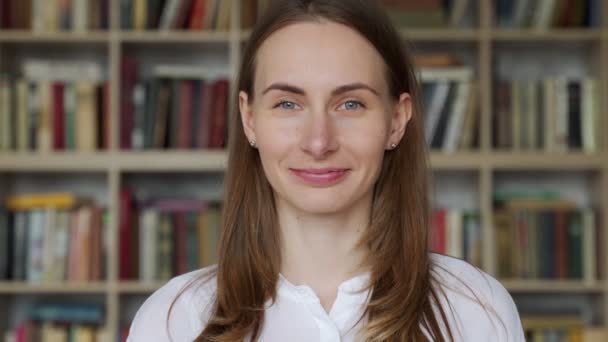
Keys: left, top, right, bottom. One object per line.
{"left": 502, "top": 280, "right": 606, "bottom": 293}
{"left": 0, "top": 31, "right": 110, "bottom": 43}
{"left": 491, "top": 29, "right": 602, "bottom": 42}
{"left": 400, "top": 28, "right": 479, "bottom": 41}
{"left": 117, "top": 282, "right": 163, "bottom": 294}
{"left": 0, "top": 282, "right": 109, "bottom": 294}
{"left": 0, "top": 151, "right": 604, "bottom": 172}
{"left": 0, "top": 151, "right": 228, "bottom": 172}
{"left": 119, "top": 30, "right": 232, "bottom": 43}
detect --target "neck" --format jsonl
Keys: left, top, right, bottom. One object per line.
{"left": 277, "top": 192, "right": 372, "bottom": 292}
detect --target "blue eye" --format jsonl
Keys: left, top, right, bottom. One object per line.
{"left": 274, "top": 101, "right": 299, "bottom": 110}
{"left": 340, "top": 100, "right": 365, "bottom": 110}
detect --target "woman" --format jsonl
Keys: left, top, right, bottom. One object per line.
{"left": 128, "top": 0, "right": 525, "bottom": 341}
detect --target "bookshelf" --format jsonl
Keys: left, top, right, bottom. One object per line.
{"left": 0, "top": 0, "right": 608, "bottom": 339}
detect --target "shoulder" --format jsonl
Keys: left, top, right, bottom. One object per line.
{"left": 430, "top": 253, "right": 525, "bottom": 342}
{"left": 127, "top": 265, "right": 218, "bottom": 342}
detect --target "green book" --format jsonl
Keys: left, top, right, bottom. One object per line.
{"left": 567, "top": 211, "right": 583, "bottom": 279}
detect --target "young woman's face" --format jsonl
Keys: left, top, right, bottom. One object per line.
{"left": 239, "top": 21, "right": 411, "bottom": 215}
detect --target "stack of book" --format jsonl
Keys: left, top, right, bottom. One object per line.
{"left": 120, "top": 59, "right": 229, "bottom": 150}
{"left": 493, "top": 78, "right": 600, "bottom": 153}
{"left": 381, "top": 0, "right": 473, "bottom": 28}
{"left": 120, "top": 0, "right": 232, "bottom": 31}
{"left": 0, "top": 193, "right": 108, "bottom": 283}
{"left": 4, "top": 304, "right": 107, "bottom": 342}
{"left": 0, "top": 60, "right": 109, "bottom": 152}
{"left": 496, "top": 0, "right": 601, "bottom": 29}
{"left": 418, "top": 56, "right": 478, "bottom": 152}
{"left": 430, "top": 209, "right": 481, "bottom": 267}
{"left": 522, "top": 316, "right": 608, "bottom": 341}
{"left": 493, "top": 190, "right": 599, "bottom": 281}
{"left": 0, "top": 0, "right": 109, "bottom": 31}
{"left": 119, "top": 189, "right": 222, "bottom": 282}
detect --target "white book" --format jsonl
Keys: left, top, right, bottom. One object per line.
{"left": 32, "top": 0, "right": 45, "bottom": 32}
{"left": 543, "top": 78, "right": 556, "bottom": 152}
{"left": 442, "top": 81, "right": 470, "bottom": 153}
{"left": 22, "top": 60, "right": 103, "bottom": 82}
{"left": 132, "top": 83, "right": 146, "bottom": 150}
{"left": 424, "top": 81, "right": 450, "bottom": 144}
{"left": 419, "top": 67, "right": 473, "bottom": 82}
{"left": 447, "top": 209, "right": 463, "bottom": 259}
{"left": 140, "top": 210, "right": 159, "bottom": 283}
{"left": 0, "top": 77, "right": 11, "bottom": 150}
{"left": 581, "top": 78, "right": 598, "bottom": 153}
{"left": 159, "top": 0, "right": 181, "bottom": 30}
{"left": 27, "top": 210, "right": 45, "bottom": 283}
{"left": 554, "top": 78, "right": 569, "bottom": 152}
{"left": 41, "top": 208, "right": 56, "bottom": 282}
{"left": 16, "top": 79, "right": 29, "bottom": 152}
{"left": 450, "top": 0, "right": 470, "bottom": 27}
{"left": 72, "top": 0, "right": 89, "bottom": 32}
{"left": 153, "top": 64, "right": 230, "bottom": 80}
{"left": 533, "top": 0, "right": 556, "bottom": 30}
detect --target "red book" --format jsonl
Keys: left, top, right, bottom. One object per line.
{"left": 119, "top": 189, "right": 133, "bottom": 280}
{"left": 188, "top": 0, "right": 206, "bottom": 30}
{"left": 209, "top": 79, "right": 229, "bottom": 148}
{"left": 554, "top": 210, "right": 568, "bottom": 279}
{"left": 120, "top": 57, "right": 137, "bottom": 149}
{"left": 173, "top": 212, "right": 188, "bottom": 275}
{"left": 432, "top": 209, "right": 446, "bottom": 254}
{"left": 51, "top": 82, "right": 65, "bottom": 150}
{"left": 178, "top": 80, "right": 193, "bottom": 149}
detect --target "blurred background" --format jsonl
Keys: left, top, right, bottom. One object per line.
{"left": 0, "top": 0, "right": 606, "bottom": 341}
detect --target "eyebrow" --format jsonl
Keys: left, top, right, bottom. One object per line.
{"left": 261, "top": 82, "right": 380, "bottom": 97}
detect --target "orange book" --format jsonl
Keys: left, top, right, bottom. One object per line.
{"left": 6, "top": 192, "right": 77, "bottom": 210}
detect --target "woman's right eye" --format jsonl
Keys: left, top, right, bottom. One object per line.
{"left": 274, "top": 100, "right": 300, "bottom": 110}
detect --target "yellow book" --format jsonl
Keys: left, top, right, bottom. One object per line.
{"left": 6, "top": 192, "right": 77, "bottom": 210}
{"left": 75, "top": 325, "right": 95, "bottom": 342}
{"left": 584, "top": 327, "right": 608, "bottom": 341}
{"left": 133, "top": 0, "right": 147, "bottom": 31}
{"left": 522, "top": 316, "right": 583, "bottom": 329}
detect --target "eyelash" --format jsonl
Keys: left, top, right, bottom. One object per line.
{"left": 273, "top": 100, "right": 366, "bottom": 110}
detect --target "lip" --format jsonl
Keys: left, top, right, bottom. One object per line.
{"left": 289, "top": 168, "right": 350, "bottom": 186}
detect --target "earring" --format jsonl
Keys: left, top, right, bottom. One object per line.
{"left": 390, "top": 143, "right": 397, "bottom": 150}
{"left": 250, "top": 140, "right": 256, "bottom": 148}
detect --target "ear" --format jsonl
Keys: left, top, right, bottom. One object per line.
{"left": 387, "top": 92, "right": 412, "bottom": 149}
{"left": 239, "top": 90, "right": 256, "bottom": 143}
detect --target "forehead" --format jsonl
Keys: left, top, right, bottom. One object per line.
{"left": 254, "top": 21, "right": 387, "bottom": 94}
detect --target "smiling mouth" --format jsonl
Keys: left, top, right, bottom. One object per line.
{"left": 288, "top": 168, "right": 350, "bottom": 186}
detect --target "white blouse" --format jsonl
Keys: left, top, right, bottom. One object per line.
{"left": 127, "top": 253, "right": 526, "bottom": 341}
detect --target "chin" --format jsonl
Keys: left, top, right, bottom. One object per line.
{"left": 286, "top": 192, "right": 354, "bottom": 215}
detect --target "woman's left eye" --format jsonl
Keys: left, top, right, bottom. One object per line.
{"left": 338, "top": 100, "right": 365, "bottom": 111}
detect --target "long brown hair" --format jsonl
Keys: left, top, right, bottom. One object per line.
{"left": 181, "top": 0, "right": 474, "bottom": 340}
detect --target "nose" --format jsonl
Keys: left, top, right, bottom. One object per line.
{"left": 299, "top": 109, "right": 339, "bottom": 159}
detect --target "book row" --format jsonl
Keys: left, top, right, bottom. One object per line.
{"left": 0, "top": 77, "right": 109, "bottom": 152}
{"left": 495, "top": 0, "right": 601, "bottom": 29}
{"left": 0, "top": 193, "right": 108, "bottom": 282}
{"left": 0, "top": 0, "right": 109, "bottom": 31}
{"left": 494, "top": 200, "right": 599, "bottom": 281}
{"left": 381, "top": 0, "right": 473, "bottom": 28}
{"left": 120, "top": 0, "right": 232, "bottom": 31}
{"left": 522, "top": 317, "right": 608, "bottom": 342}
{"left": 421, "top": 74, "right": 479, "bottom": 152}
{"left": 4, "top": 304, "right": 107, "bottom": 342}
{"left": 430, "top": 209, "right": 481, "bottom": 267}
{"left": 119, "top": 189, "right": 221, "bottom": 282}
{"left": 121, "top": 59, "right": 229, "bottom": 150}
{"left": 494, "top": 79, "right": 601, "bottom": 152}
